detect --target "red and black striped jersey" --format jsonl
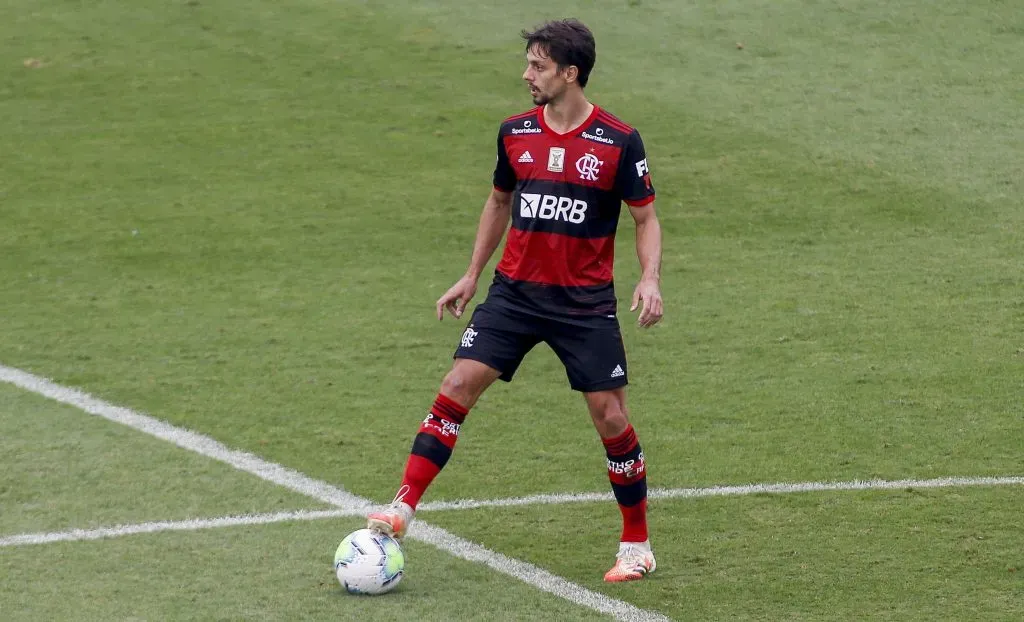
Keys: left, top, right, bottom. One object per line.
{"left": 488, "top": 105, "right": 655, "bottom": 322}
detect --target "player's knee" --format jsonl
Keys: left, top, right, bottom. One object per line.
{"left": 591, "top": 399, "right": 630, "bottom": 437}
{"left": 440, "top": 370, "right": 463, "bottom": 395}
{"left": 600, "top": 407, "right": 629, "bottom": 430}
{"left": 440, "top": 369, "right": 478, "bottom": 407}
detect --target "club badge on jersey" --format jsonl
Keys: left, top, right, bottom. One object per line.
{"left": 575, "top": 153, "right": 603, "bottom": 182}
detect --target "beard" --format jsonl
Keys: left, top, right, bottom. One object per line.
{"left": 529, "top": 85, "right": 551, "bottom": 106}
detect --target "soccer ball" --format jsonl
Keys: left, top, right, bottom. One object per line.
{"left": 334, "top": 528, "right": 405, "bottom": 595}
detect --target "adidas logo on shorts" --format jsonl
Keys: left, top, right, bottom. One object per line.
{"left": 518, "top": 151, "right": 534, "bottom": 163}
{"left": 610, "top": 364, "right": 625, "bottom": 378}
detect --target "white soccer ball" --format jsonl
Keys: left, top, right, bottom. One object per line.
{"left": 334, "top": 528, "right": 405, "bottom": 595}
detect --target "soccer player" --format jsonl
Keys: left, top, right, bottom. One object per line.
{"left": 368, "top": 18, "right": 663, "bottom": 582}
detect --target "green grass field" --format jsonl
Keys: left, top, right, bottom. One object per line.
{"left": 2, "top": 0, "right": 1022, "bottom": 619}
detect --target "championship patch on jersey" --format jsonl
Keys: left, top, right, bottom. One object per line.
{"left": 547, "top": 147, "right": 565, "bottom": 173}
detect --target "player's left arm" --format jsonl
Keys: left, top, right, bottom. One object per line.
{"left": 617, "top": 129, "right": 663, "bottom": 328}
{"left": 629, "top": 203, "right": 663, "bottom": 328}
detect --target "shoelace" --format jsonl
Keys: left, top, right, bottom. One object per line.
{"left": 616, "top": 545, "right": 649, "bottom": 566}
{"left": 614, "top": 549, "right": 655, "bottom": 577}
{"left": 392, "top": 484, "right": 410, "bottom": 508}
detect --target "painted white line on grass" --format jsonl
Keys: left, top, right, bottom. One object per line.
{"left": 416, "top": 475, "right": 1024, "bottom": 513}
{"left": 0, "top": 509, "right": 352, "bottom": 548}
{"left": 4, "top": 476, "right": 1020, "bottom": 622}
{"left": 8, "top": 474, "right": 1023, "bottom": 549}
{"left": 0, "top": 364, "right": 669, "bottom": 622}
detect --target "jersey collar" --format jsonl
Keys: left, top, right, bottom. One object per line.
{"left": 537, "top": 104, "right": 601, "bottom": 138}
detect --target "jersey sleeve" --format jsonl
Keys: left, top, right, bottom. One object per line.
{"left": 616, "top": 130, "right": 655, "bottom": 206}
{"left": 492, "top": 130, "right": 516, "bottom": 192}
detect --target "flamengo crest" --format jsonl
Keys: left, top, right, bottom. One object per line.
{"left": 576, "top": 153, "right": 603, "bottom": 181}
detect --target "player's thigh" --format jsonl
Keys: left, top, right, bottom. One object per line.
{"left": 544, "top": 319, "right": 628, "bottom": 392}
{"left": 453, "top": 303, "right": 542, "bottom": 384}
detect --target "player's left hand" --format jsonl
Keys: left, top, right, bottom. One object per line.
{"left": 630, "top": 278, "right": 663, "bottom": 328}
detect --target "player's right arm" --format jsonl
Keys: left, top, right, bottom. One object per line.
{"left": 464, "top": 187, "right": 513, "bottom": 283}
{"left": 436, "top": 188, "right": 512, "bottom": 320}
{"left": 436, "top": 125, "right": 517, "bottom": 320}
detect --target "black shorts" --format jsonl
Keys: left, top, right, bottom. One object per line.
{"left": 453, "top": 302, "right": 628, "bottom": 392}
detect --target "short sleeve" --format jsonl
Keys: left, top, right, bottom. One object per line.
{"left": 493, "top": 131, "right": 516, "bottom": 192}
{"left": 616, "top": 130, "right": 655, "bottom": 206}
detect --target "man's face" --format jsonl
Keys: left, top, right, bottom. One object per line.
{"left": 522, "top": 45, "right": 568, "bottom": 105}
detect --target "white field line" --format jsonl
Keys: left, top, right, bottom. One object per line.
{"left": 7, "top": 474, "right": 1023, "bottom": 549}
{"left": 416, "top": 475, "right": 1024, "bottom": 512}
{"left": 0, "top": 364, "right": 668, "bottom": 622}
{"left": 0, "top": 509, "right": 352, "bottom": 547}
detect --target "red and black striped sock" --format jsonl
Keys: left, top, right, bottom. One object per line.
{"left": 397, "top": 393, "right": 468, "bottom": 509}
{"left": 603, "top": 425, "right": 648, "bottom": 542}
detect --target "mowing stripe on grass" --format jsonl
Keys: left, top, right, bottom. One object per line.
{"left": 0, "top": 364, "right": 670, "bottom": 622}
{"left": 416, "top": 475, "right": 1024, "bottom": 512}
{"left": 0, "top": 365, "right": 368, "bottom": 510}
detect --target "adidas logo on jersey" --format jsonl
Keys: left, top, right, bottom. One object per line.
{"left": 610, "top": 365, "right": 625, "bottom": 378}
{"left": 518, "top": 151, "right": 534, "bottom": 163}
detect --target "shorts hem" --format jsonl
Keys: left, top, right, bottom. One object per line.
{"left": 571, "top": 377, "right": 628, "bottom": 393}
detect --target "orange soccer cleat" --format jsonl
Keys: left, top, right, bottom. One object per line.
{"left": 366, "top": 487, "right": 415, "bottom": 540}
{"left": 603, "top": 541, "right": 657, "bottom": 582}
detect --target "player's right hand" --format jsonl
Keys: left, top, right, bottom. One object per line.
{"left": 436, "top": 276, "right": 478, "bottom": 321}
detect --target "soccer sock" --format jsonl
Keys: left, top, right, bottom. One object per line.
{"left": 603, "top": 425, "right": 648, "bottom": 543}
{"left": 397, "top": 393, "right": 468, "bottom": 509}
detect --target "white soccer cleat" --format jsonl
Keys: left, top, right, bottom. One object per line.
{"left": 367, "top": 487, "right": 415, "bottom": 540}
{"left": 603, "top": 540, "right": 657, "bottom": 582}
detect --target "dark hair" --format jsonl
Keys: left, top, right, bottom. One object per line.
{"left": 521, "top": 19, "right": 596, "bottom": 88}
